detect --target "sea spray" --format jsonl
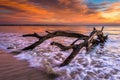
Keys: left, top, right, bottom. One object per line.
{"left": 0, "top": 33, "right": 120, "bottom": 80}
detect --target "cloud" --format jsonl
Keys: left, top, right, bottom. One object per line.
{"left": 100, "top": 2, "right": 120, "bottom": 18}
{"left": 0, "top": 5, "right": 25, "bottom": 13}
{"left": 0, "top": 0, "right": 120, "bottom": 24}
{"left": 0, "top": 0, "right": 55, "bottom": 23}
{"left": 28, "top": 0, "right": 89, "bottom": 14}
{"left": 86, "top": 2, "right": 108, "bottom": 11}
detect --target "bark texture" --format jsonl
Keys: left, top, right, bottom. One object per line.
{"left": 21, "top": 27, "right": 107, "bottom": 66}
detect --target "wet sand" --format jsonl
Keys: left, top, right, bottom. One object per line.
{"left": 0, "top": 49, "right": 55, "bottom": 80}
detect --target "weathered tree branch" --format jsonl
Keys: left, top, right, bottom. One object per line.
{"left": 51, "top": 42, "right": 72, "bottom": 51}
{"left": 21, "top": 27, "right": 108, "bottom": 67}
{"left": 22, "top": 31, "right": 88, "bottom": 50}
{"left": 59, "top": 27, "right": 107, "bottom": 66}
{"left": 70, "top": 38, "right": 81, "bottom": 46}
{"left": 60, "top": 29, "right": 97, "bottom": 66}
{"left": 23, "top": 32, "right": 42, "bottom": 39}
{"left": 51, "top": 38, "right": 82, "bottom": 51}
{"left": 60, "top": 42, "right": 86, "bottom": 66}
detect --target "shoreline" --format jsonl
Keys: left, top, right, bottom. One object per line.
{"left": 0, "top": 49, "right": 56, "bottom": 80}
{"left": 0, "top": 27, "right": 120, "bottom": 80}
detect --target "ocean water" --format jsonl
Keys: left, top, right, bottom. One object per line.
{"left": 0, "top": 26, "right": 120, "bottom": 80}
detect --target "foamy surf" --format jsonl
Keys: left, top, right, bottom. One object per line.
{"left": 0, "top": 32, "right": 120, "bottom": 80}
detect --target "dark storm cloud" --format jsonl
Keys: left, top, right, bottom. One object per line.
{"left": 86, "top": 2, "right": 110, "bottom": 11}
{"left": 28, "top": 0, "right": 61, "bottom": 9}
{"left": 0, "top": 5, "right": 25, "bottom": 12}
{"left": 28, "top": 0, "right": 87, "bottom": 12}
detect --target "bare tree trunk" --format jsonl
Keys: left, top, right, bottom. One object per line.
{"left": 21, "top": 27, "right": 107, "bottom": 66}
{"left": 60, "top": 43, "right": 85, "bottom": 66}
{"left": 22, "top": 31, "right": 88, "bottom": 50}
{"left": 53, "top": 27, "right": 107, "bottom": 66}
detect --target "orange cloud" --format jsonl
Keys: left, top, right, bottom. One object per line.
{"left": 0, "top": 0, "right": 55, "bottom": 23}
{"left": 100, "top": 2, "right": 120, "bottom": 23}
{"left": 0, "top": 0, "right": 120, "bottom": 24}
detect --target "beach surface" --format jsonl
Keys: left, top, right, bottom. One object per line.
{"left": 0, "top": 49, "right": 55, "bottom": 80}
{"left": 0, "top": 26, "right": 120, "bottom": 80}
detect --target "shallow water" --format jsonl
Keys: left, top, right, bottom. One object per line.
{"left": 0, "top": 26, "right": 120, "bottom": 80}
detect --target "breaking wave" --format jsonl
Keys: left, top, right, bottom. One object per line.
{"left": 0, "top": 32, "right": 120, "bottom": 80}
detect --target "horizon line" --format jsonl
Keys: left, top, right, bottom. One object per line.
{"left": 0, "top": 24, "right": 120, "bottom": 26}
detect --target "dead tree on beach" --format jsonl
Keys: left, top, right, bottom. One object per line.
{"left": 21, "top": 27, "right": 108, "bottom": 66}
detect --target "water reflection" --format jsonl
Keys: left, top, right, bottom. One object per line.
{"left": 0, "top": 26, "right": 120, "bottom": 35}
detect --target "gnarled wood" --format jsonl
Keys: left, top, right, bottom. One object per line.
{"left": 60, "top": 42, "right": 86, "bottom": 66}
{"left": 22, "top": 31, "right": 88, "bottom": 50}
{"left": 60, "top": 28, "right": 98, "bottom": 66}
{"left": 51, "top": 42, "right": 72, "bottom": 51}
{"left": 56, "top": 27, "right": 107, "bottom": 66}
{"left": 23, "top": 32, "right": 42, "bottom": 38}
{"left": 51, "top": 38, "right": 82, "bottom": 51}
{"left": 21, "top": 27, "right": 107, "bottom": 66}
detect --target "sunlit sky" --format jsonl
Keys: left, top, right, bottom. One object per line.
{"left": 0, "top": 0, "right": 120, "bottom": 25}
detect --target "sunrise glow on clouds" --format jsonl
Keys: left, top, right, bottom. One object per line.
{"left": 0, "top": 0, "right": 120, "bottom": 24}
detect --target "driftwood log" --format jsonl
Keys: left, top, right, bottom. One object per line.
{"left": 22, "top": 31, "right": 88, "bottom": 50}
{"left": 21, "top": 27, "right": 108, "bottom": 66}
{"left": 58, "top": 27, "right": 108, "bottom": 66}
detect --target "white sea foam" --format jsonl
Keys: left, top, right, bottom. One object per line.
{"left": 0, "top": 32, "right": 120, "bottom": 80}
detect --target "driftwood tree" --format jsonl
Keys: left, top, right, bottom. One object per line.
{"left": 22, "top": 31, "right": 88, "bottom": 50}
{"left": 21, "top": 27, "right": 108, "bottom": 66}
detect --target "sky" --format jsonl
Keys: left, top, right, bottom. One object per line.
{"left": 0, "top": 0, "right": 120, "bottom": 25}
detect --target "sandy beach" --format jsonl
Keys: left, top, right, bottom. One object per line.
{"left": 0, "top": 26, "right": 120, "bottom": 80}
{"left": 0, "top": 49, "right": 56, "bottom": 80}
